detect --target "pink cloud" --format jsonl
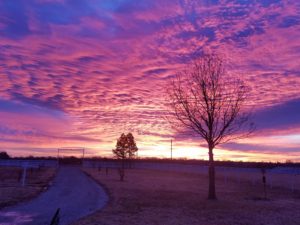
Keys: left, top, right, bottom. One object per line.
{"left": 0, "top": 0, "right": 299, "bottom": 160}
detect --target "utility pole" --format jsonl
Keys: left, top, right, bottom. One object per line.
{"left": 171, "top": 139, "right": 173, "bottom": 160}
{"left": 57, "top": 149, "right": 60, "bottom": 167}
{"left": 82, "top": 148, "right": 85, "bottom": 166}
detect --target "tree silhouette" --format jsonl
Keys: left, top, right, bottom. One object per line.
{"left": 166, "top": 54, "right": 254, "bottom": 199}
{"left": 112, "top": 133, "right": 138, "bottom": 181}
{"left": 0, "top": 151, "right": 10, "bottom": 159}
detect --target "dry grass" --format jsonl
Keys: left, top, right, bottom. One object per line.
{"left": 73, "top": 168, "right": 300, "bottom": 225}
{"left": 0, "top": 167, "right": 56, "bottom": 209}
{"left": 216, "top": 169, "right": 300, "bottom": 191}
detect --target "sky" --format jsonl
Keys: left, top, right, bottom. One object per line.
{"left": 0, "top": 0, "right": 299, "bottom": 162}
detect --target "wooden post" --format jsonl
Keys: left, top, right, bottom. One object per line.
{"left": 224, "top": 169, "right": 228, "bottom": 185}
{"left": 291, "top": 174, "right": 296, "bottom": 192}
{"left": 22, "top": 166, "right": 27, "bottom": 187}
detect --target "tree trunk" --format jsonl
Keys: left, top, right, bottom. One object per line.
{"left": 119, "top": 159, "right": 125, "bottom": 181}
{"left": 119, "top": 169, "right": 124, "bottom": 181}
{"left": 208, "top": 146, "right": 217, "bottom": 200}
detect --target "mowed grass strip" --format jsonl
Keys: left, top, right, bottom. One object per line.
{"left": 0, "top": 167, "right": 56, "bottom": 209}
{"left": 73, "top": 168, "right": 300, "bottom": 225}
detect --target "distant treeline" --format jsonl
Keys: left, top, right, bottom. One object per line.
{"left": 5, "top": 155, "right": 300, "bottom": 168}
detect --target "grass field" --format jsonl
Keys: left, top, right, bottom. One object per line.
{"left": 73, "top": 168, "right": 300, "bottom": 225}
{"left": 0, "top": 167, "right": 56, "bottom": 209}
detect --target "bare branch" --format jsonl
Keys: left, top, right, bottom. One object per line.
{"left": 165, "top": 53, "right": 254, "bottom": 149}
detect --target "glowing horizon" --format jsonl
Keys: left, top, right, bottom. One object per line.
{"left": 0, "top": 0, "right": 299, "bottom": 162}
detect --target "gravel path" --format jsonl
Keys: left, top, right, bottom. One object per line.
{"left": 0, "top": 166, "right": 108, "bottom": 225}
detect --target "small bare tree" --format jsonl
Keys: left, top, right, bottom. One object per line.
{"left": 166, "top": 54, "right": 254, "bottom": 200}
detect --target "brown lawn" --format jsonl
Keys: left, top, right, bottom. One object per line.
{"left": 0, "top": 167, "right": 56, "bottom": 209}
{"left": 73, "top": 168, "right": 300, "bottom": 225}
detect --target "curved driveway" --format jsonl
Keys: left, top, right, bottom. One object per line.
{"left": 0, "top": 166, "right": 108, "bottom": 225}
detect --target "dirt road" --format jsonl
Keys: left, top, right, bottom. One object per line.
{"left": 0, "top": 166, "right": 108, "bottom": 225}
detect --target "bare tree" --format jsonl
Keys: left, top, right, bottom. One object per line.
{"left": 166, "top": 54, "right": 254, "bottom": 200}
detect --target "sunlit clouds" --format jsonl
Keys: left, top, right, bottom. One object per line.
{"left": 0, "top": 0, "right": 299, "bottom": 161}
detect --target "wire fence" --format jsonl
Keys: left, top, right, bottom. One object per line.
{"left": 0, "top": 159, "right": 58, "bottom": 168}
{"left": 0, "top": 159, "right": 57, "bottom": 187}
{"left": 1, "top": 159, "right": 298, "bottom": 192}
{"left": 83, "top": 160, "right": 300, "bottom": 192}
